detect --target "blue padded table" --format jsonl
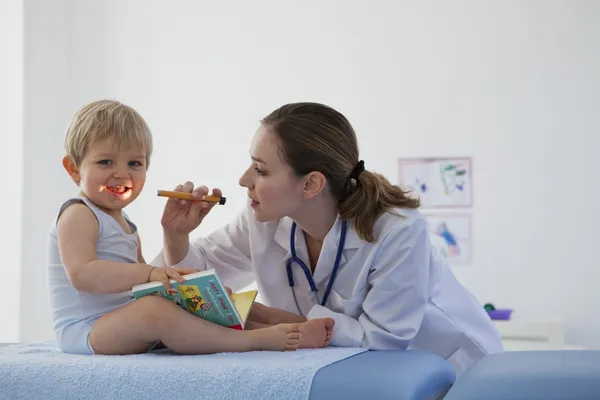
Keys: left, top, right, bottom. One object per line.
{"left": 0, "top": 342, "right": 455, "bottom": 400}
{"left": 444, "top": 350, "right": 600, "bottom": 400}
{"left": 310, "top": 350, "right": 456, "bottom": 400}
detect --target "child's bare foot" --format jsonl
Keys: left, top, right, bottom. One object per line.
{"left": 324, "top": 323, "right": 333, "bottom": 347}
{"left": 248, "top": 323, "right": 301, "bottom": 351}
{"left": 298, "top": 318, "right": 335, "bottom": 349}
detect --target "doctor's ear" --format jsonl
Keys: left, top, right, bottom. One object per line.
{"left": 302, "top": 171, "right": 327, "bottom": 200}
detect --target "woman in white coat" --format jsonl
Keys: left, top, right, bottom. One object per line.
{"left": 157, "top": 102, "right": 503, "bottom": 376}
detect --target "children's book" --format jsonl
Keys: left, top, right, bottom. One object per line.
{"left": 131, "top": 269, "right": 258, "bottom": 330}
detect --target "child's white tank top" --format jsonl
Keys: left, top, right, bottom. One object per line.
{"left": 46, "top": 196, "right": 139, "bottom": 349}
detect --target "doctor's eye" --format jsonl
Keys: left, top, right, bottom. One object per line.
{"left": 254, "top": 167, "right": 266, "bottom": 176}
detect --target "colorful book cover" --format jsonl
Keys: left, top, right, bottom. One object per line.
{"left": 131, "top": 269, "right": 258, "bottom": 330}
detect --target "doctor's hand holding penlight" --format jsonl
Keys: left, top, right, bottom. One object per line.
{"left": 159, "top": 182, "right": 224, "bottom": 237}
{"left": 157, "top": 190, "right": 226, "bottom": 205}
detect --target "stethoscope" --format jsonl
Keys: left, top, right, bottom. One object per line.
{"left": 285, "top": 220, "right": 347, "bottom": 315}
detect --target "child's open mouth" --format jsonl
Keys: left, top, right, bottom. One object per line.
{"left": 105, "top": 185, "right": 131, "bottom": 197}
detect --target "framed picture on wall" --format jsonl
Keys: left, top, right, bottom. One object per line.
{"left": 424, "top": 212, "right": 473, "bottom": 266}
{"left": 398, "top": 157, "right": 473, "bottom": 208}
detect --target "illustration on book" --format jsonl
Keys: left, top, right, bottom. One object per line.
{"left": 398, "top": 157, "right": 472, "bottom": 208}
{"left": 131, "top": 269, "right": 258, "bottom": 330}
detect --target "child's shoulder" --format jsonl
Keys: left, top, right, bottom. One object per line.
{"left": 58, "top": 200, "right": 97, "bottom": 223}
{"left": 49, "top": 197, "right": 100, "bottom": 236}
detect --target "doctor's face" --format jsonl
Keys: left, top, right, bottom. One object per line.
{"left": 238, "top": 126, "right": 305, "bottom": 222}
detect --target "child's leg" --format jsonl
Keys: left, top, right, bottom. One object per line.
{"left": 89, "top": 296, "right": 302, "bottom": 355}
{"left": 88, "top": 296, "right": 335, "bottom": 355}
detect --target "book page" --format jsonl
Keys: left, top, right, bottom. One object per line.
{"left": 231, "top": 290, "right": 258, "bottom": 323}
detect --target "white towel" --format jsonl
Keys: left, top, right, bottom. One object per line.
{"left": 0, "top": 341, "right": 366, "bottom": 400}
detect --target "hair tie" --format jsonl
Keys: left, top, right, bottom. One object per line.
{"left": 349, "top": 160, "right": 365, "bottom": 180}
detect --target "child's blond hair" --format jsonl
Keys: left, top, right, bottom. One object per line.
{"left": 65, "top": 100, "right": 153, "bottom": 168}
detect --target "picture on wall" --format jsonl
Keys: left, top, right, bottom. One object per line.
{"left": 398, "top": 157, "right": 472, "bottom": 208}
{"left": 424, "top": 213, "right": 472, "bottom": 265}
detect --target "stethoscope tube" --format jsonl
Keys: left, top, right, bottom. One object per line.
{"left": 286, "top": 220, "right": 348, "bottom": 311}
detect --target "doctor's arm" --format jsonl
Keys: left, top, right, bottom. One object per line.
{"left": 151, "top": 208, "right": 255, "bottom": 292}
{"left": 306, "top": 219, "right": 431, "bottom": 349}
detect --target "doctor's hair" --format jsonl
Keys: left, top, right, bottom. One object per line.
{"left": 64, "top": 99, "right": 153, "bottom": 168}
{"left": 261, "top": 102, "right": 420, "bottom": 243}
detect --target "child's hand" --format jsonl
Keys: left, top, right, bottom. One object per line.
{"left": 225, "top": 286, "right": 233, "bottom": 296}
{"left": 148, "top": 267, "right": 197, "bottom": 294}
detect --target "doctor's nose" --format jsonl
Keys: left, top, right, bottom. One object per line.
{"left": 238, "top": 167, "right": 254, "bottom": 189}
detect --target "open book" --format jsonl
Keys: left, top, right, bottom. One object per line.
{"left": 131, "top": 269, "right": 257, "bottom": 330}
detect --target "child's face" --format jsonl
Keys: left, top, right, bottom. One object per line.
{"left": 64, "top": 137, "right": 147, "bottom": 213}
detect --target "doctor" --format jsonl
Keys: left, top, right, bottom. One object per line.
{"left": 156, "top": 102, "right": 503, "bottom": 376}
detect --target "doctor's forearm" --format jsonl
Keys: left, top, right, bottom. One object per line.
{"left": 163, "top": 231, "right": 190, "bottom": 267}
{"left": 265, "top": 306, "right": 307, "bottom": 324}
{"left": 251, "top": 303, "right": 307, "bottom": 324}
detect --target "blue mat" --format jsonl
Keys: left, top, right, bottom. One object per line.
{"left": 310, "top": 350, "right": 456, "bottom": 399}
{"left": 0, "top": 342, "right": 365, "bottom": 400}
{"left": 445, "top": 350, "right": 600, "bottom": 400}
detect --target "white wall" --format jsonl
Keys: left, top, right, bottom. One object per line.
{"left": 14, "top": 1, "right": 600, "bottom": 348}
{"left": 18, "top": 0, "right": 72, "bottom": 341}
{"left": 0, "top": 0, "right": 23, "bottom": 342}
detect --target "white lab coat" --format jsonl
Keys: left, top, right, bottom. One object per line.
{"left": 153, "top": 205, "right": 503, "bottom": 376}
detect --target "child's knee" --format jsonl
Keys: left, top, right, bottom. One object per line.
{"left": 135, "top": 295, "right": 174, "bottom": 324}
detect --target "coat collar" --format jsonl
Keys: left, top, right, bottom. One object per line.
{"left": 330, "top": 216, "right": 363, "bottom": 251}
{"left": 273, "top": 215, "right": 365, "bottom": 299}
{"left": 273, "top": 215, "right": 363, "bottom": 265}
{"left": 274, "top": 216, "right": 295, "bottom": 252}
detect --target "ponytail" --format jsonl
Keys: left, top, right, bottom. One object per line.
{"left": 339, "top": 169, "right": 420, "bottom": 242}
